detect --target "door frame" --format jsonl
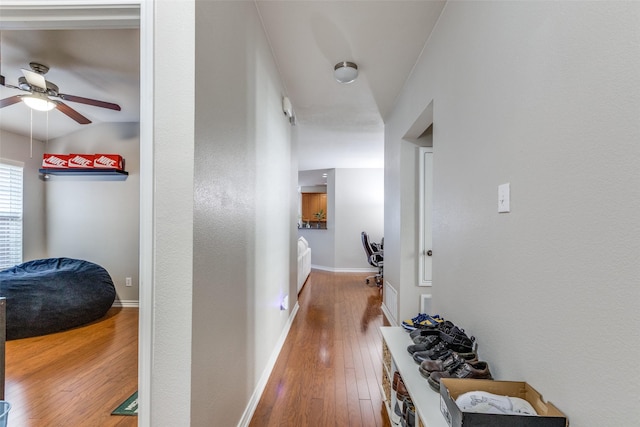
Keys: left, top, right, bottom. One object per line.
{"left": 0, "top": 2, "right": 154, "bottom": 425}
{"left": 418, "top": 146, "right": 433, "bottom": 287}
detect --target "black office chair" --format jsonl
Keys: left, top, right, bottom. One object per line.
{"left": 361, "top": 231, "right": 383, "bottom": 287}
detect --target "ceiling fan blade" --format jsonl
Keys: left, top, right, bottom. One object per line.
{"left": 21, "top": 68, "right": 47, "bottom": 90}
{"left": 0, "top": 95, "right": 23, "bottom": 108}
{"left": 54, "top": 101, "right": 92, "bottom": 124}
{"left": 58, "top": 93, "right": 121, "bottom": 111}
{"left": 3, "top": 83, "right": 24, "bottom": 91}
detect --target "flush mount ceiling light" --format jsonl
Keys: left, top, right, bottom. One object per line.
{"left": 22, "top": 92, "right": 56, "bottom": 112}
{"left": 334, "top": 61, "right": 358, "bottom": 84}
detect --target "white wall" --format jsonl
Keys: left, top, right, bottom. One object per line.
{"left": 45, "top": 122, "right": 140, "bottom": 303}
{"left": 334, "top": 168, "right": 384, "bottom": 270}
{"left": 383, "top": 138, "right": 426, "bottom": 322}
{"left": 150, "top": 0, "right": 195, "bottom": 424}
{"left": 191, "top": 1, "right": 294, "bottom": 425}
{"left": 299, "top": 167, "right": 384, "bottom": 272}
{"left": 0, "top": 130, "right": 46, "bottom": 262}
{"left": 299, "top": 226, "right": 335, "bottom": 268}
{"left": 385, "top": 2, "right": 640, "bottom": 426}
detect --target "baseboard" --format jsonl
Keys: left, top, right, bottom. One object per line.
{"left": 311, "top": 265, "right": 378, "bottom": 273}
{"left": 112, "top": 300, "right": 139, "bottom": 308}
{"left": 236, "top": 301, "right": 300, "bottom": 427}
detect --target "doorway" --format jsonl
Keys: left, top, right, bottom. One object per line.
{"left": 390, "top": 100, "right": 434, "bottom": 320}
{"left": 0, "top": 2, "right": 152, "bottom": 425}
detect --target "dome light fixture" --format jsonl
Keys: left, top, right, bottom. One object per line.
{"left": 334, "top": 61, "right": 358, "bottom": 84}
{"left": 22, "top": 93, "right": 56, "bottom": 112}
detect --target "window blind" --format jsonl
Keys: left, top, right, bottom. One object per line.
{"left": 0, "top": 161, "right": 23, "bottom": 270}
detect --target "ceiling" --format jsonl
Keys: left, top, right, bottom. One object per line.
{"left": 0, "top": 28, "right": 140, "bottom": 142}
{"left": 0, "top": 2, "right": 445, "bottom": 184}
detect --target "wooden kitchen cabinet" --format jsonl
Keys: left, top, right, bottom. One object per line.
{"left": 301, "top": 193, "right": 327, "bottom": 222}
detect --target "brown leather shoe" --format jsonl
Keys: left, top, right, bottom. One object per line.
{"left": 427, "top": 360, "right": 492, "bottom": 391}
{"left": 419, "top": 351, "right": 477, "bottom": 378}
{"left": 396, "top": 377, "right": 410, "bottom": 400}
{"left": 392, "top": 371, "right": 402, "bottom": 391}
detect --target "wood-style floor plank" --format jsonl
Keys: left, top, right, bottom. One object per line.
{"left": 249, "top": 270, "right": 391, "bottom": 427}
{"left": 4, "top": 307, "right": 138, "bottom": 427}
{"left": 3, "top": 273, "right": 389, "bottom": 427}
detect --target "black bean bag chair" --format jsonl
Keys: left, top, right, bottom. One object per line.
{"left": 0, "top": 258, "right": 116, "bottom": 340}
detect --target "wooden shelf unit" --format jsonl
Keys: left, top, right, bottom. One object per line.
{"left": 39, "top": 168, "right": 128, "bottom": 180}
{"left": 380, "top": 327, "right": 449, "bottom": 427}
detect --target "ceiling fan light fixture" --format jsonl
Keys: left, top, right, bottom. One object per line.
{"left": 22, "top": 93, "right": 56, "bottom": 112}
{"left": 334, "top": 61, "right": 358, "bottom": 84}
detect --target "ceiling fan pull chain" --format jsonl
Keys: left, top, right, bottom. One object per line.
{"left": 30, "top": 109, "right": 33, "bottom": 159}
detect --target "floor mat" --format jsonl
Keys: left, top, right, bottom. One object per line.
{"left": 112, "top": 391, "right": 138, "bottom": 416}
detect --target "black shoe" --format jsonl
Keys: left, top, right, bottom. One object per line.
{"left": 396, "top": 396, "right": 412, "bottom": 417}
{"left": 409, "top": 320, "right": 462, "bottom": 344}
{"left": 427, "top": 360, "right": 493, "bottom": 392}
{"left": 409, "top": 327, "right": 440, "bottom": 342}
{"left": 412, "top": 340, "right": 447, "bottom": 363}
{"left": 402, "top": 397, "right": 416, "bottom": 427}
{"left": 439, "top": 325, "right": 475, "bottom": 353}
{"left": 411, "top": 333, "right": 440, "bottom": 345}
{"left": 407, "top": 335, "right": 439, "bottom": 354}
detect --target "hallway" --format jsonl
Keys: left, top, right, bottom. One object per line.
{"left": 250, "top": 270, "right": 391, "bottom": 426}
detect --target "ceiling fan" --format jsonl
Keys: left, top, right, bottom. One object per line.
{"left": 0, "top": 62, "right": 120, "bottom": 124}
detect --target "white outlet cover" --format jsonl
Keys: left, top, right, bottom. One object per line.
{"left": 498, "top": 183, "right": 510, "bottom": 213}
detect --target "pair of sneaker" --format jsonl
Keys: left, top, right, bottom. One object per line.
{"left": 455, "top": 390, "right": 537, "bottom": 416}
{"left": 391, "top": 372, "right": 409, "bottom": 425}
{"left": 418, "top": 350, "right": 477, "bottom": 379}
{"left": 408, "top": 321, "right": 475, "bottom": 363}
{"left": 401, "top": 313, "right": 443, "bottom": 331}
{"left": 393, "top": 395, "right": 416, "bottom": 427}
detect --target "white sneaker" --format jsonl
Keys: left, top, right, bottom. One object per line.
{"left": 455, "top": 391, "right": 537, "bottom": 416}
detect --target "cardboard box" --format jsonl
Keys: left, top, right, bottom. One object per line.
{"left": 94, "top": 154, "right": 124, "bottom": 170}
{"left": 42, "top": 154, "right": 70, "bottom": 168}
{"left": 68, "top": 154, "right": 95, "bottom": 168}
{"left": 439, "top": 379, "right": 567, "bottom": 427}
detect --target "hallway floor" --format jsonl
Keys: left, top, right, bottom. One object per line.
{"left": 250, "top": 270, "right": 391, "bottom": 426}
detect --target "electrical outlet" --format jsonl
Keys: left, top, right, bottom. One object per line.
{"left": 125, "top": 277, "right": 132, "bottom": 287}
{"left": 498, "top": 183, "right": 510, "bottom": 213}
{"left": 280, "top": 295, "right": 289, "bottom": 311}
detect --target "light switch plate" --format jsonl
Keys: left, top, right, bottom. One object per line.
{"left": 498, "top": 183, "right": 510, "bottom": 213}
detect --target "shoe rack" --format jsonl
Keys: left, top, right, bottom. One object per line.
{"left": 380, "top": 327, "right": 449, "bottom": 427}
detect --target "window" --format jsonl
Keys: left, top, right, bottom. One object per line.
{"left": 0, "top": 160, "right": 23, "bottom": 270}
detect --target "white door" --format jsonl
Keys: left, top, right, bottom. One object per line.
{"left": 418, "top": 147, "right": 433, "bottom": 286}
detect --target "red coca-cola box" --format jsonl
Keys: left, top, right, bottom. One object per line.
{"left": 68, "top": 154, "right": 95, "bottom": 168}
{"left": 93, "top": 154, "right": 124, "bottom": 170}
{"left": 42, "top": 154, "right": 70, "bottom": 168}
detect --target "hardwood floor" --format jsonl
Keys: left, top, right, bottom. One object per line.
{"left": 3, "top": 272, "right": 388, "bottom": 426}
{"left": 250, "top": 270, "right": 391, "bottom": 427}
{"left": 4, "top": 307, "right": 138, "bottom": 427}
